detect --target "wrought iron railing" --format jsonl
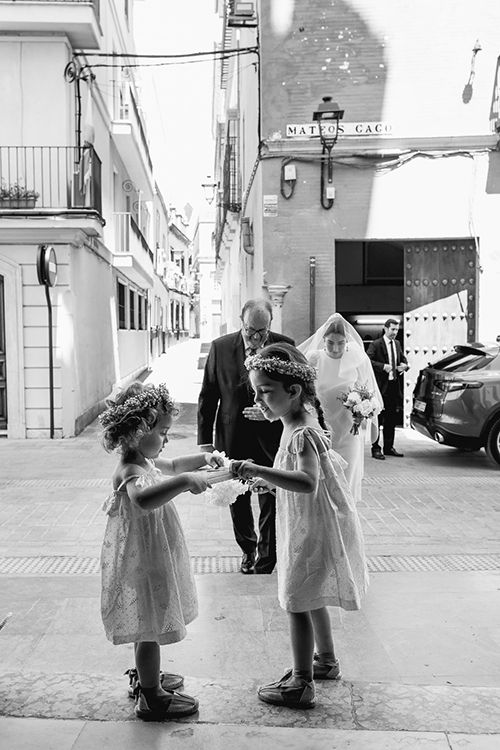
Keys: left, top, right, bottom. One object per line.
{"left": 223, "top": 134, "right": 241, "bottom": 213}
{"left": 0, "top": 145, "right": 102, "bottom": 213}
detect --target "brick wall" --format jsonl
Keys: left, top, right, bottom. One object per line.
{"left": 251, "top": 0, "right": 500, "bottom": 344}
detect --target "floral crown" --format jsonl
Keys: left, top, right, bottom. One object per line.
{"left": 245, "top": 354, "right": 317, "bottom": 382}
{"left": 99, "top": 383, "right": 175, "bottom": 428}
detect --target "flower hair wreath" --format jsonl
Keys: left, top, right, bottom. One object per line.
{"left": 245, "top": 354, "right": 317, "bottom": 383}
{"left": 99, "top": 383, "right": 176, "bottom": 428}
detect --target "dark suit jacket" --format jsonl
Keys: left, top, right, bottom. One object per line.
{"left": 366, "top": 336, "right": 407, "bottom": 397}
{"left": 197, "top": 330, "right": 294, "bottom": 464}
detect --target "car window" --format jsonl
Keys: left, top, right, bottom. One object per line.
{"left": 431, "top": 352, "right": 493, "bottom": 372}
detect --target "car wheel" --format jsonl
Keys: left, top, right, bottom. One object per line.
{"left": 485, "top": 418, "right": 500, "bottom": 466}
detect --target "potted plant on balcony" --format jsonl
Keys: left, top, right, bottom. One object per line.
{"left": 0, "top": 181, "right": 39, "bottom": 209}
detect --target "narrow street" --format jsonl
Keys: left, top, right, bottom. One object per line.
{"left": 1, "top": 339, "right": 499, "bottom": 748}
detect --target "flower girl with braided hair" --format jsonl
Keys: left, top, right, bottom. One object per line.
{"left": 99, "top": 381, "right": 223, "bottom": 722}
{"left": 231, "top": 343, "right": 368, "bottom": 710}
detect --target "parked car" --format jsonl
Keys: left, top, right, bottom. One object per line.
{"left": 410, "top": 342, "right": 500, "bottom": 466}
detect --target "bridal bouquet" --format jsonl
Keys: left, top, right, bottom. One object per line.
{"left": 339, "top": 382, "right": 379, "bottom": 435}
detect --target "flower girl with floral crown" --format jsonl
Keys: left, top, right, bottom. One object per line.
{"left": 231, "top": 343, "right": 368, "bottom": 710}
{"left": 99, "top": 381, "right": 223, "bottom": 722}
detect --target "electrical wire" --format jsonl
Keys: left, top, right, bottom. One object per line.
{"left": 74, "top": 47, "right": 258, "bottom": 60}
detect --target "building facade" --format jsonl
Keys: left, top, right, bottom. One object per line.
{"left": 0, "top": 1, "right": 193, "bottom": 438}
{"left": 167, "top": 207, "right": 193, "bottom": 343}
{"left": 191, "top": 206, "right": 221, "bottom": 342}
{"left": 213, "top": 0, "right": 500, "bottom": 418}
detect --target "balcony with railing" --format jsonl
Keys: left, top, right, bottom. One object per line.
{"left": 215, "top": 120, "right": 241, "bottom": 258}
{"left": 0, "top": 1, "right": 101, "bottom": 48}
{"left": 113, "top": 211, "right": 155, "bottom": 287}
{"left": 112, "top": 81, "right": 154, "bottom": 200}
{"left": 165, "top": 260, "right": 190, "bottom": 294}
{"left": 0, "top": 145, "right": 102, "bottom": 215}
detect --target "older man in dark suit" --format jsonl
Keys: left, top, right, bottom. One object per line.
{"left": 198, "top": 299, "right": 294, "bottom": 574}
{"left": 367, "top": 318, "right": 409, "bottom": 460}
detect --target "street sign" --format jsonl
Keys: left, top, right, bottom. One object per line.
{"left": 37, "top": 245, "right": 57, "bottom": 287}
{"left": 286, "top": 121, "right": 393, "bottom": 138}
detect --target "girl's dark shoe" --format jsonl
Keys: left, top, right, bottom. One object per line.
{"left": 257, "top": 669, "right": 316, "bottom": 709}
{"left": 135, "top": 688, "right": 199, "bottom": 721}
{"left": 125, "top": 668, "right": 184, "bottom": 698}
{"left": 313, "top": 654, "right": 342, "bottom": 680}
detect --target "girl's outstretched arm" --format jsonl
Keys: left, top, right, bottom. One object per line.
{"left": 232, "top": 440, "right": 318, "bottom": 494}
{"left": 125, "top": 470, "right": 210, "bottom": 511}
{"left": 156, "top": 452, "right": 224, "bottom": 475}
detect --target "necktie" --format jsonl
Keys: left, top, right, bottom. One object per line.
{"left": 390, "top": 341, "right": 396, "bottom": 379}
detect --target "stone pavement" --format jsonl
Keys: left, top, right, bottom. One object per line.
{"left": 1, "top": 338, "right": 500, "bottom": 748}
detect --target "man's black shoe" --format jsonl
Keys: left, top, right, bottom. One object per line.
{"left": 255, "top": 566, "right": 275, "bottom": 574}
{"left": 240, "top": 552, "right": 255, "bottom": 574}
{"left": 371, "top": 448, "right": 385, "bottom": 460}
{"left": 384, "top": 448, "right": 404, "bottom": 457}
{"left": 254, "top": 556, "right": 275, "bottom": 574}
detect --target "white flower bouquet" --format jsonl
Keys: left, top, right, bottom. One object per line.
{"left": 202, "top": 451, "right": 248, "bottom": 507}
{"left": 339, "top": 382, "right": 380, "bottom": 436}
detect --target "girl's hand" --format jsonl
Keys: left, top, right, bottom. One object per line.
{"left": 204, "top": 452, "right": 225, "bottom": 468}
{"left": 248, "top": 478, "right": 275, "bottom": 495}
{"left": 185, "top": 472, "right": 211, "bottom": 495}
{"left": 230, "top": 459, "right": 258, "bottom": 480}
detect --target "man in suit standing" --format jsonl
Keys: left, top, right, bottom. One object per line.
{"left": 367, "top": 318, "right": 409, "bottom": 460}
{"left": 198, "top": 299, "right": 294, "bottom": 574}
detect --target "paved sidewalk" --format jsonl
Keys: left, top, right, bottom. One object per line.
{"left": 1, "top": 338, "right": 499, "bottom": 748}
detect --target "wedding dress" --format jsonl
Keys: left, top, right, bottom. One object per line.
{"left": 298, "top": 314, "right": 383, "bottom": 504}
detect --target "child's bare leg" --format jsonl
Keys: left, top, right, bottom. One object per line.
{"left": 257, "top": 610, "right": 316, "bottom": 707}
{"left": 288, "top": 610, "right": 314, "bottom": 682}
{"left": 310, "top": 606, "right": 335, "bottom": 658}
{"left": 134, "top": 641, "right": 199, "bottom": 718}
{"left": 310, "top": 607, "right": 341, "bottom": 678}
{"left": 135, "top": 641, "right": 163, "bottom": 693}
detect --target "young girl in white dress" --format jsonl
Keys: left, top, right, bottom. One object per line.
{"left": 99, "top": 381, "right": 223, "bottom": 721}
{"left": 231, "top": 343, "right": 368, "bottom": 710}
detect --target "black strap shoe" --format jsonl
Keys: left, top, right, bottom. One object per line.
{"left": 371, "top": 448, "right": 385, "bottom": 460}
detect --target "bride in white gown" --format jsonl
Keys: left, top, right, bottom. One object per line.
{"left": 298, "top": 314, "right": 383, "bottom": 505}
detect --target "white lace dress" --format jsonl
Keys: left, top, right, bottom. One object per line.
{"left": 100, "top": 461, "right": 197, "bottom": 645}
{"left": 275, "top": 426, "right": 369, "bottom": 613}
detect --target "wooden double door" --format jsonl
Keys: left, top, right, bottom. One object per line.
{"left": 403, "top": 238, "right": 478, "bottom": 418}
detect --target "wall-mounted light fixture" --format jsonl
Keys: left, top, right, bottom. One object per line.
{"left": 241, "top": 216, "right": 254, "bottom": 255}
{"left": 280, "top": 160, "right": 297, "bottom": 200}
{"left": 201, "top": 177, "right": 218, "bottom": 205}
{"left": 312, "top": 96, "right": 344, "bottom": 210}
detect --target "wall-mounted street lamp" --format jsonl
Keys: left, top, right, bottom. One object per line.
{"left": 201, "top": 177, "right": 218, "bottom": 205}
{"left": 312, "top": 96, "right": 344, "bottom": 210}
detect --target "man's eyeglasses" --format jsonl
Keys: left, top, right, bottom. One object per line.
{"left": 242, "top": 324, "right": 269, "bottom": 339}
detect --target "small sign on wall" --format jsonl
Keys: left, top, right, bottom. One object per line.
{"left": 263, "top": 194, "right": 278, "bottom": 217}
{"left": 286, "top": 122, "right": 393, "bottom": 138}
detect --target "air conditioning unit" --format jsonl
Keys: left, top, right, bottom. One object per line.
{"left": 228, "top": 1, "right": 257, "bottom": 27}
